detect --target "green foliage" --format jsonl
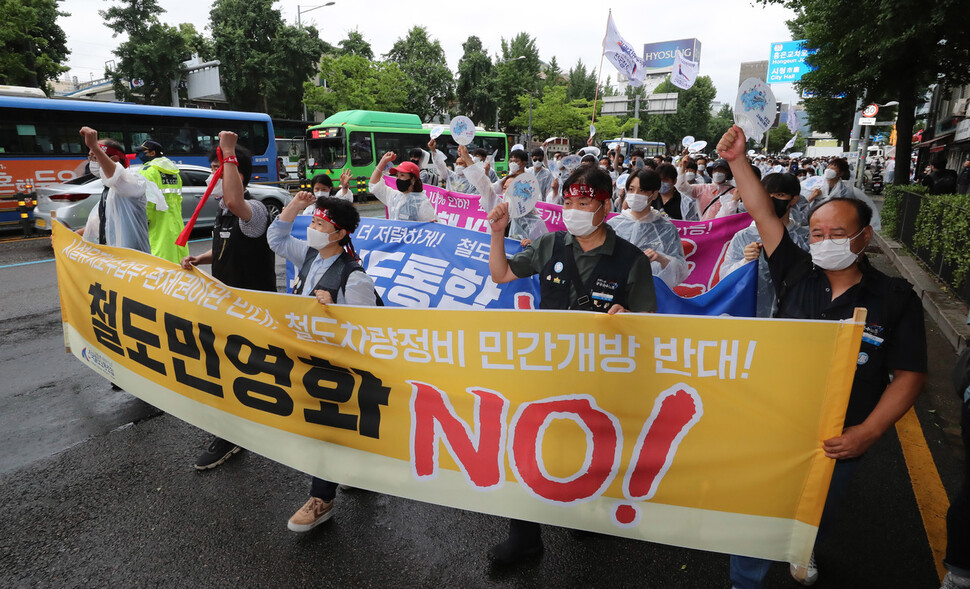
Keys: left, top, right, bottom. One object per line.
{"left": 910, "top": 190, "right": 970, "bottom": 286}
{"left": 338, "top": 30, "right": 373, "bottom": 60}
{"left": 508, "top": 86, "right": 622, "bottom": 146}
{"left": 543, "top": 56, "right": 565, "bottom": 89}
{"left": 178, "top": 24, "right": 214, "bottom": 61}
{"left": 637, "top": 76, "right": 717, "bottom": 151}
{"left": 384, "top": 26, "right": 455, "bottom": 122}
{"left": 303, "top": 54, "right": 407, "bottom": 115}
{"left": 708, "top": 105, "right": 734, "bottom": 144}
{"left": 766, "top": 125, "right": 806, "bottom": 153}
{"left": 566, "top": 60, "right": 596, "bottom": 101}
{"left": 455, "top": 36, "right": 495, "bottom": 126}
{"left": 102, "top": 0, "right": 189, "bottom": 106}
{"left": 494, "top": 33, "right": 542, "bottom": 130}
{"left": 0, "top": 0, "right": 70, "bottom": 94}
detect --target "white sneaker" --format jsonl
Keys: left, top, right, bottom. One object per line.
{"left": 790, "top": 552, "right": 818, "bottom": 586}
{"left": 942, "top": 572, "right": 970, "bottom": 589}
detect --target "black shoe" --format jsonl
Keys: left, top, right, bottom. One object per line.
{"left": 488, "top": 537, "right": 543, "bottom": 566}
{"left": 110, "top": 382, "right": 122, "bottom": 391}
{"left": 194, "top": 437, "right": 241, "bottom": 471}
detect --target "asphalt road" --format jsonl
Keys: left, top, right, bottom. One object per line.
{"left": 0, "top": 205, "right": 964, "bottom": 588}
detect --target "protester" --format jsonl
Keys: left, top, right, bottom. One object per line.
{"left": 408, "top": 147, "right": 437, "bottom": 186}
{"left": 676, "top": 156, "right": 735, "bottom": 220}
{"left": 807, "top": 158, "right": 882, "bottom": 229}
{"left": 429, "top": 138, "right": 476, "bottom": 195}
{"left": 717, "top": 172, "right": 809, "bottom": 317}
{"left": 369, "top": 151, "right": 437, "bottom": 222}
{"left": 884, "top": 157, "right": 895, "bottom": 184}
{"left": 655, "top": 163, "right": 698, "bottom": 220}
{"left": 135, "top": 139, "right": 190, "bottom": 264}
{"left": 958, "top": 158, "right": 970, "bottom": 194}
{"left": 180, "top": 132, "right": 278, "bottom": 470}
{"left": 531, "top": 148, "right": 555, "bottom": 199}
{"left": 484, "top": 165, "right": 656, "bottom": 566}
{"left": 923, "top": 154, "right": 959, "bottom": 195}
{"left": 301, "top": 170, "right": 354, "bottom": 214}
{"left": 464, "top": 147, "right": 547, "bottom": 242}
{"left": 78, "top": 127, "right": 156, "bottom": 253}
{"left": 608, "top": 169, "right": 688, "bottom": 288}
{"left": 267, "top": 191, "right": 380, "bottom": 532}
{"left": 471, "top": 148, "right": 499, "bottom": 182}
{"left": 718, "top": 124, "right": 927, "bottom": 588}
{"left": 695, "top": 155, "right": 712, "bottom": 183}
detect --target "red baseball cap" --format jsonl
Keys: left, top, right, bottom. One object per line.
{"left": 389, "top": 161, "right": 420, "bottom": 176}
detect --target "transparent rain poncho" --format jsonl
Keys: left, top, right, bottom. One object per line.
{"left": 607, "top": 208, "right": 688, "bottom": 288}
{"left": 466, "top": 162, "right": 549, "bottom": 242}
{"left": 432, "top": 150, "right": 477, "bottom": 195}
{"left": 369, "top": 180, "right": 437, "bottom": 222}
{"left": 718, "top": 220, "right": 809, "bottom": 317}
{"left": 815, "top": 180, "right": 882, "bottom": 230}
{"left": 83, "top": 163, "right": 163, "bottom": 253}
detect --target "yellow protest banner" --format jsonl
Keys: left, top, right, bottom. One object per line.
{"left": 53, "top": 222, "right": 863, "bottom": 565}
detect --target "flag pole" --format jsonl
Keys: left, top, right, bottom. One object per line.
{"left": 591, "top": 10, "right": 609, "bottom": 131}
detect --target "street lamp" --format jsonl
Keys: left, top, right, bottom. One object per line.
{"left": 494, "top": 55, "right": 527, "bottom": 132}
{"left": 297, "top": 2, "right": 335, "bottom": 26}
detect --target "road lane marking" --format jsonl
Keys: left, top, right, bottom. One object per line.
{"left": 896, "top": 407, "right": 949, "bottom": 582}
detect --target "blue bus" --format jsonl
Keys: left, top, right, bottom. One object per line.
{"left": 0, "top": 94, "right": 277, "bottom": 225}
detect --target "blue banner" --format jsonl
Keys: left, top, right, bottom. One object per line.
{"left": 286, "top": 217, "right": 756, "bottom": 316}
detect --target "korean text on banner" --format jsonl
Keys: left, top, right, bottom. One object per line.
{"left": 53, "top": 221, "right": 864, "bottom": 566}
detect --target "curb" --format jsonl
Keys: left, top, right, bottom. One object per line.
{"left": 873, "top": 231, "right": 970, "bottom": 353}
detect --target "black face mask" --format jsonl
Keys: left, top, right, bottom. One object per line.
{"left": 771, "top": 196, "right": 791, "bottom": 218}
{"left": 396, "top": 177, "right": 412, "bottom": 193}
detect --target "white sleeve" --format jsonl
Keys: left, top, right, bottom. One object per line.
{"left": 342, "top": 269, "right": 377, "bottom": 306}
{"left": 675, "top": 170, "right": 691, "bottom": 195}
{"left": 369, "top": 180, "right": 390, "bottom": 206}
{"left": 718, "top": 234, "right": 750, "bottom": 281}
{"left": 465, "top": 162, "right": 498, "bottom": 211}
{"left": 432, "top": 150, "right": 450, "bottom": 181}
{"left": 656, "top": 255, "right": 689, "bottom": 287}
{"left": 101, "top": 166, "right": 147, "bottom": 199}
{"left": 334, "top": 187, "right": 354, "bottom": 202}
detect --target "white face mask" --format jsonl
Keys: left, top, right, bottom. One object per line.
{"left": 205, "top": 174, "right": 224, "bottom": 199}
{"left": 697, "top": 164, "right": 706, "bottom": 171}
{"left": 508, "top": 161, "right": 521, "bottom": 174}
{"left": 314, "top": 190, "right": 329, "bottom": 198}
{"left": 823, "top": 168, "right": 838, "bottom": 180}
{"left": 532, "top": 160, "right": 543, "bottom": 168}
{"left": 627, "top": 192, "right": 652, "bottom": 212}
{"left": 685, "top": 172, "right": 696, "bottom": 182}
{"left": 472, "top": 156, "right": 483, "bottom": 164}
{"left": 712, "top": 172, "right": 727, "bottom": 184}
{"left": 306, "top": 226, "right": 337, "bottom": 250}
{"left": 562, "top": 202, "right": 603, "bottom": 237}
{"left": 455, "top": 166, "right": 465, "bottom": 176}
{"left": 810, "top": 229, "right": 863, "bottom": 270}
{"left": 88, "top": 160, "right": 101, "bottom": 176}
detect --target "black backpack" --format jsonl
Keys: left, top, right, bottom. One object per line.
{"left": 293, "top": 248, "right": 384, "bottom": 306}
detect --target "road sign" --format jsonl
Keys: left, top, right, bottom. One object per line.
{"left": 859, "top": 117, "right": 876, "bottom": 126}
{"left": 863, "top": 104, "right": 879, "bottom": 118}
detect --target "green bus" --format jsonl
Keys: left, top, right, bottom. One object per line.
{"left": 305, "top": 110, "right": 509, "bottom": 200}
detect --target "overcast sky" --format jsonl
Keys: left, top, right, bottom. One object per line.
{"left": 60, "top": 0, "right": 803, "bottom": 110}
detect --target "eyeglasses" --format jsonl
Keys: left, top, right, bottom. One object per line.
{"left": 810, "top": 227, "right": 865, "bottom": 245}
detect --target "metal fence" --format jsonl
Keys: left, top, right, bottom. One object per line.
{"left": 891, "top": 190, "right": 970, "bottom": 305}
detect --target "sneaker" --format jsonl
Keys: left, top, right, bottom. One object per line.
{"left": 790, "top": 552, "right": 818, "bottom": 586}
{"left": 942, "top": 572, "right": 970, "bottom": 589}
{"left": 193, "top": 438, "right": 241, "bottom": 471}
{"left": 488, "top": 537, "right": 543, "bottom": 566}
{"left": 287, "top": 497, "right": 334, "bottom": 532}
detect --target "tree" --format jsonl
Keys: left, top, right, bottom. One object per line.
{"left": 338, "top": 30, "right": 373, "bottom": 60}
{"left": 455, "top": 36, "right": 495, "bottom": 125}
{"left": 179, "top": 23, "right": 214, "bottom": 61}
{"left": 509, "top": 86, "right": 584, "bottom": 143}
{"left": 210, "top": 0, "right": 327, "bottom": 116}
{"left": 765, "top": 0, "right": 970, "bottom": 185}
{"left": 566, "top": 59, "right": 596, "bottom": 101}
{"left": 543, "top": 56, "right": 565, "bottom": 89}
{"left": 707, "top": 105, "right": 735, "bottom": 145}
{"left": 493, "top": 32, "right": 542, "bottom": 130}
{"left": 102, "top": 0, "right": 190, "bottom": 105}
{"left": 800, "top": 94, "right": 857, "bottom": 147}
{"left": 641, "top": 76, "right": 717, "bottom": 152}
{"left": 0, "top": 0, "right": 70, "bottom": 94}
{"left": 384, "top": 26, "right": 455, "bottom": 122}
{"left": 303, "top": 54, "right": 407, "bottom": 116}
{"left": 765, "top": 124, "right": 807, "bottom": 153}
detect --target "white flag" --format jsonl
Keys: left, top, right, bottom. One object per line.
{"left": 603, "top": 14, "right": 647, "bottom": 87}
{"left": 783, "top": 132, "right": 798, "bottom": 152}
{"left": 671, "top": 50, "right": 699, "bottom": 90}
{"left": 786, "top": 103, "right": 800, "bottom": 134}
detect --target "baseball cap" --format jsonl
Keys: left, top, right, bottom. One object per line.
{"left": 134, "top": 140, "right": 163, "bottom": 153}
{"left": 389, "top": 161, "right": 420, "bottom": 176}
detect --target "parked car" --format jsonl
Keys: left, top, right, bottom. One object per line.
{"left": 32, "top": 164, "right": 291, "bottom": 233}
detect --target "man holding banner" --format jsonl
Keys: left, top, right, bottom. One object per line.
{"left": 718, "top": 125, "right": 927, "bottom": 588}
{"left": 180, "top": 132, "right": 278, "bottom": 471}
{"left": 484, "top": 165, "right": 656, "bottom": 565}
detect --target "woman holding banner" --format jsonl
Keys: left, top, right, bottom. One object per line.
{"left": 607, "top": 169, "right": 688, "bottom": 288}
{"left": 266, "top": 190, "right": 380, "bottom": 532}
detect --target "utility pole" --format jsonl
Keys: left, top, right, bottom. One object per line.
{"left": 633, "top": 94, "right": 640, "bottom": 138}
